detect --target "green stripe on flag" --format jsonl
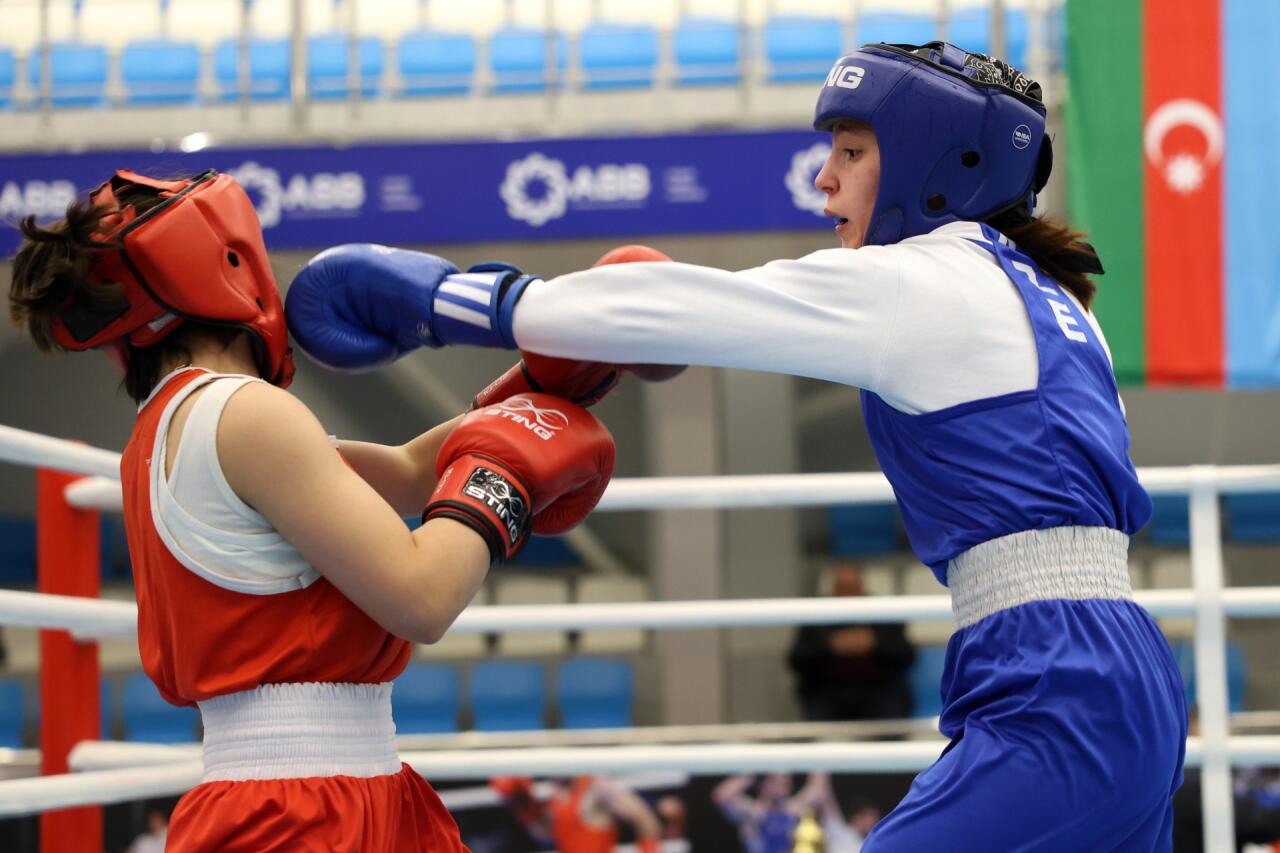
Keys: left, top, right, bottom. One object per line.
{"left": 1065, "top": 0, "right": 1145, "bottom": 384}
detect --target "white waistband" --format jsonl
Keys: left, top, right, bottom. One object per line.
{"left": 198, "top": 682, "right": 401, "bottom": 783}
{"left": 948, "top": 526, "right": 1133, "bottom": 628}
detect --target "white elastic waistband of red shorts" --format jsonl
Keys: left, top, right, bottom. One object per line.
{"left": 198, "top": 682, "right": 401, "bottom": 782}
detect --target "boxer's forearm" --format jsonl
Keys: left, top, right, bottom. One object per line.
{"left": 336, "top": 415, "right": 464, "bottom": 516}
{"left": 512, "top": 255, "right": 898, "bottom": 389}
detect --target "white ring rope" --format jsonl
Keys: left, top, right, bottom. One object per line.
{"left": 0, "top": 425, "right": 122, "bottom": 481}
{"left": 3, "top": 425, "right": 1279, "bottom": 513}
{"left": 6, "top": 586, "right": 1280, "bottom": 642}
{"left": 59, "top": 721, "right": 949, "bottom": 768}
{"left": 0, "top": 736, "right": 1268, "bottom": 819}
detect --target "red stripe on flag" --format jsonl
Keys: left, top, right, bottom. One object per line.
{"left": 1143, "top": 0, "right": 1224, "bottom": 385}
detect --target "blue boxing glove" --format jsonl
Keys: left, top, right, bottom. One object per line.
{"left": 285, "top": 243, "right": 541, "bottom": 371}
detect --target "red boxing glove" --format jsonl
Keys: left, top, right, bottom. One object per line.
{"left": 426, "top": 393, "right": 615, "bottom": 565}
{"left": 471, "top": 245, "right": 686, "bottom": 410}
{"left": 472, "top": 358, "right": 619, "bottom": 409}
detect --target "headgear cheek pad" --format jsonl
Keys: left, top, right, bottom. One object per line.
{"left": 814, "top": 41, "right": 1051, "bottom": 246}
{"left": 53, "top": 169, "right": 295, "bottom": 388}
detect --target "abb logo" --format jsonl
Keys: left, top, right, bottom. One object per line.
{"left": 824, "top": 64, "right": 865, "bottom": 90}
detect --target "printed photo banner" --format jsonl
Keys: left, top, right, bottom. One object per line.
{"left": 0, "top": 129, "right": 837, "bottom": 257}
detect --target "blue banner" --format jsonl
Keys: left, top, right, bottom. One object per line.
{"left": 0, "top": 130, "right": 837, "bottom": 256}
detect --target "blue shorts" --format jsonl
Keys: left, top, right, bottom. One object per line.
{"left": 863, "top": 598, "right": 1188, "bottom": 852}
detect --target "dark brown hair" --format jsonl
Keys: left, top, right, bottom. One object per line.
{"left": 988, "top": 214, "right": 1101, "bottom": 310}
{"left": 8, "top": 184, "right": 246, "bottom": 403}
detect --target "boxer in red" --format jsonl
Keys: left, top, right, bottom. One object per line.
{"left": 7, "top": 169, "right": 617, "bottom": 851}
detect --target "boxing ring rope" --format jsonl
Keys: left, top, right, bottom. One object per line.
{"left": 7, "top": 585, "right": 1280, "bottom": 641}
{"left": 3, "top": 424, "right": 1279, "bottom": 852}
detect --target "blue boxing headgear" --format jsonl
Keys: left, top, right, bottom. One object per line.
{"left": 814, "top": 42, "right": 1053, "bottom": 246}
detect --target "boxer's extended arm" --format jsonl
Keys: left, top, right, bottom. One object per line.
{"left": 513, "top": 251, "right": 904, "bottom": 390}
{"left": 286, "top": 227, "right": 1040, "bottom": 414}
{"left": 335, "top": 414, "right": 464, "bottom": 517}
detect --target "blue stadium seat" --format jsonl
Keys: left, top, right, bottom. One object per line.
{"left": 0, "top": 48, "right": 15, "bottom": 108}
{"left": 855, "top": 12, "right": 935, "bottom": 48}
{"left": 28, "top": 42, "right": 108, "bottom": 107}
{"left": 1172, "top": 640, "right": 1247, "bottom": 712}
{"left": 948, "top": 6, "right": 1029, "bottom": 69}
{"left": 672, "top": 18, "right": 741, "bottom": 86}
{"left": 122, "top": 673, "right": 197, "bottom": 743}
{"left": 764, "top": 16, "right": 844, "bottom": 83}
{"left": 1147, "top": 495, "right": 1191, "bottom": 547}
{"left": 397, "top": 30, "right": 475, "bottom": 96}
{"left": 121, "top": 38, "right": 200, "bottom": 104}
{"left": 470, "top": 661, "right": 545, "bottom": 731}
{"left": 0, "top": 516, "right": 35, "bottom": 584}
{"left": 392, "top": 664, "right": 461, "bottom": 734}
{"left": 308, "top": 33, "right": 385, "bottom": 99}
{"left": 1224, "top": 493, "right": 1280, "bottom": 542}
{"left": 557, "top": 658, "right": 634, "bottom": 729}
{"left": 827, "top": 503, "right": 900, "bottom": 555}
{"left": 578, "top": 23, "right": 658, "bottom": 90}
{"left": 214, "top": 37, "right": 291, "bottom": 101}
{"left": 0, "top": 681, "right": 23, "bottom": 748}
{"left": 909, "top": 645, "right": 947, "bottom": 718}
{"left": 489, "top": 26, "right": 566, "bottom": 93}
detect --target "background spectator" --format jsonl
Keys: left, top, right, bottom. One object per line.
{"left": 787, "top": 564, "right": 916, "bottom": 722}
{"left": 713, "top": 772, "right": 827, "bottom": 853}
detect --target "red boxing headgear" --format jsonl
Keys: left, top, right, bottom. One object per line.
{"left": 52, "top": 169, "right": 295, "bottom": 387}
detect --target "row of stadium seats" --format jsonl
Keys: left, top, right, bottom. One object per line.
{"left": 828, "top": 492, "right": 1280, "bottom": 556}
{"left": 0, "top": 673, "right": 194, "bottom": 747}
{"left": 0, "top": 10, "right": 1042, "bottom": 108}
{"left": 0, "top": 658, "right": 637, "bottom": 746}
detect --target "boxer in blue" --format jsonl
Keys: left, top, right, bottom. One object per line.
{"left": 285, "top": 41, "right": 1187, "bottom": 851}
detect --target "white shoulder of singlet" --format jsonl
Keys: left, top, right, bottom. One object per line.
{"left": 150, "top": 372, "right": 321, "bottom": 595}
{"left": 855, "top": 220, "right": 1041, "bottom": 414}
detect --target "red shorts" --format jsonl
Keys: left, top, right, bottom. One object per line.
{"left": 167, "top": 763, "right": 469, "bottom": 852}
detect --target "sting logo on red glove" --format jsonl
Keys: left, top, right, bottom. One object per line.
{"left": 480, "top": 395, "right": 570, "bottom": 440}
{"left": 427, "top": 392, "right": 615, "bottom": 565}
{"left": 461, "top": 467, "right": 529, "bottom": 543}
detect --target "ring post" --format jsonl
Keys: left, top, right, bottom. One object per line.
{"left": 37, "top": 468, "right": 103, "bottom": 853}
{"left": 1190, "top": 466, "right": 1233, "bottom": 853}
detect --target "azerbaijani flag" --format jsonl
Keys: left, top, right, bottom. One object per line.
{"left": 1065, "top": 0, "right": 1280, "bottom": 386}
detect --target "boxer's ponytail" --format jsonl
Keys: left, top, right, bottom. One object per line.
{"left": 987, "top": 214, "right": 1102, "bottom": 311}
{"left": 8, "top": 197, "right": 124, "bottom": 353}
